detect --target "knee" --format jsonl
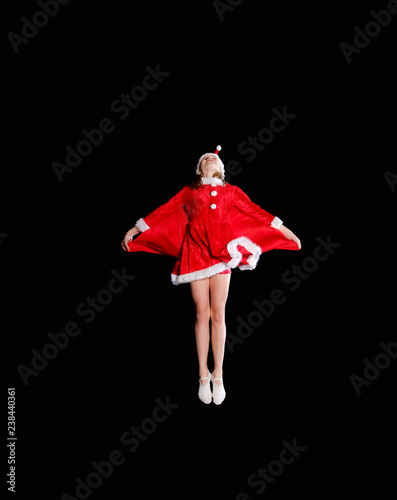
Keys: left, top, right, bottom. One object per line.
{"left": 195, "top": 306, "right": 210, "bottom": 324}
{"left": 210, "top": 304, "right": 225, "bottom": 324}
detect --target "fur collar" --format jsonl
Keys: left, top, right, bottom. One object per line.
{"left": 200, "top": 177, "right": 223, "bottom": 185}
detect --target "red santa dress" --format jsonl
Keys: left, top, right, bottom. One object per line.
{"left": 127, "top": 177, "right": 299, "bottom": 285}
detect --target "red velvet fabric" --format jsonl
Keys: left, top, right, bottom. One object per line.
{"left": 128, "top": 182, "right": 299, "bottom": 282}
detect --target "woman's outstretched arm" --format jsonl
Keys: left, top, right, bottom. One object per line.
{"left": 121, "top": 226, "right": 140, "bottom": 251}
{"left": 121, "top": 185, "right": 188, "bottom": 252}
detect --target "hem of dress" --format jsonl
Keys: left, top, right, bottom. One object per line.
{"left": 170, "top": 236, "right": 263, "bottom": 285}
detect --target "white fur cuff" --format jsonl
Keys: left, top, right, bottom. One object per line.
{"left": 270, "top": 216, "right": 283, "bottom": 229}
{"left": 135, "top": 218, "right": 150, "bottom": 232}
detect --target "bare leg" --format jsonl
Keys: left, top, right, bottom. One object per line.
{"left": 190, "top": 278, "right": 211, "bottom": 382}
{"left": 209, "top": 273, "right": 231, "bottom": 385}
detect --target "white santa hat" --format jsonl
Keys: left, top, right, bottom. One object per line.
{"left": 196, "top": 145, "right": 224, "bottom": 178}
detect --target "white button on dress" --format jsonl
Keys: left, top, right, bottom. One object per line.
{"left": 210, "top": 204, "right": 217, "bottom": 209}
{"left": 210, "top": 190, "right": 217, "bottom": 196}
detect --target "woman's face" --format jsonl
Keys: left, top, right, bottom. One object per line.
{"left": 200, "top": 154, "right": 221, "bottom": 177}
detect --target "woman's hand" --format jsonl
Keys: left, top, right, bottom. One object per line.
{"left": 121, "top": 226, "right": 140, "bottom": 251}
{"left": 278, "top": 224, "right": 301, "bottom": 249}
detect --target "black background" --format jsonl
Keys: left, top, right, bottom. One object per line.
{"left": 3, "top": 0, "right": 396, "bottom": 498}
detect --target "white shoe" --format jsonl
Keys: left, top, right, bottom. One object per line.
{"left": 211, "top": 374, "right": 226, "bottom": 405}
{"left": 198, "top": 370, "right": 212, "bottom": 404}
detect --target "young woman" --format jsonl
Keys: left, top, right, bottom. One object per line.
{"left": 121, "top": 146, "right": 301, "bottom": 405}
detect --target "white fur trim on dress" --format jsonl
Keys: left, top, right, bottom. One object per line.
{"left": 227, "top": 236, "right": 263, "bottom": 271}
{"left": 135, "top": 218, "right": 150, "bottom": 232}
{"left": 270, "top": 216, "right": 283, "bottom": 229}
{"left": 201, "top": 177, "right": 223, "bottom": 185}
{"left": 170, "top": 236, "right": 263, "bottom": 285}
